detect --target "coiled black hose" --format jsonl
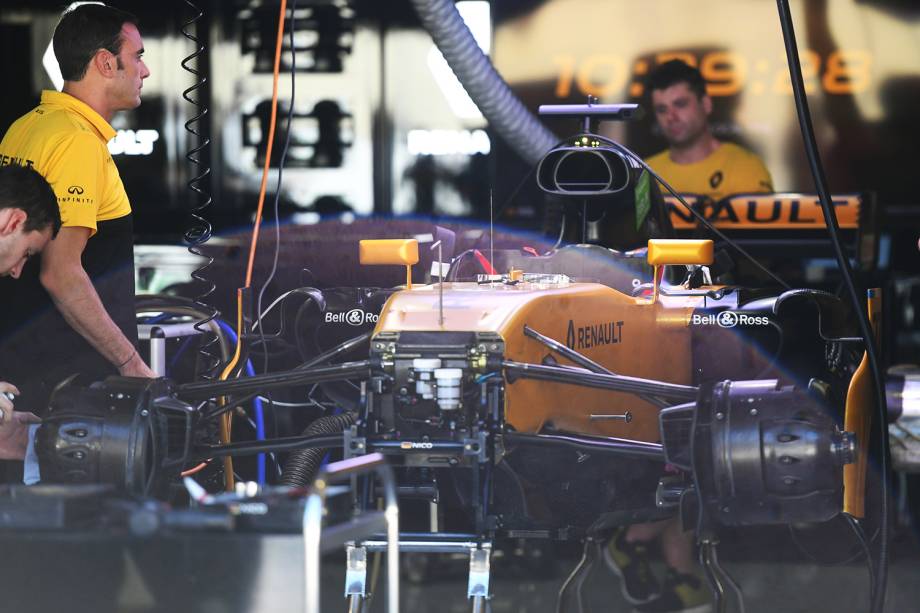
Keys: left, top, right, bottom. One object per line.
{"left": 409, "top": 0, "right": 557, "bottom": 165}
{"left": 280, "top": 412, "right": 355, "bottom": 487}
{"left": 181, "top": 1, "right": 221, "bottom": 379}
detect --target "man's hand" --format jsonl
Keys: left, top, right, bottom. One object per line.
{"left": 0, "top": 382, "right": 41, "bottom": 460}
{"left": 0, "top": 381, "right": 19, "bottom": 424}
{"left": 119, "top": 351, "right": 156, "bottom": 378}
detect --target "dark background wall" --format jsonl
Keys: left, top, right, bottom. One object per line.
{"left": 1, "top": 0, "right": 917, "bottom": 275}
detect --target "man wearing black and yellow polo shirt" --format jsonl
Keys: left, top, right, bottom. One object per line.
{"left": 604, "top": 61, "right": 774, "bottom": 613}
{"left": 647, "top": 59, "right": 773, "bottom": 201}
{"left": 0, "top": 3, "right": 154, "bottom": 414}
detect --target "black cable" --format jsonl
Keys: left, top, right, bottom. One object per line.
{"left": 253, "top": 2, "right": 298, "bottom": 465}
{"left": 494, "top": 163, "right": 537, "bottom": 221}
{"left": 251, "top": 287, "right": 326, "bottom": 342}
{"left": 493, "top": 135, "right": 578, "bottom": 222}
{"left": 522, "top": 325, "right": 670, "bottom": 409}
{"left": 190, "top": 433, "right": 344, "bottom": 462}
{"left": 503, "top": 431, "right": 664, "bottom": 461}
{"left": 256, "top": 0, "right": 298, "bottom": 376}
{"left": 787, "top": 514, "right": 880, "bottom": 567}
{"left": 176, "top": 360, "right": 372, "bottom": 399}
{"left": 296, "top": 331, "right": 372, "bottom": 370}
{"left": 202, "top": 392, "right": 261, "bottom": 421}
{"left": 601, "top": 139, "right": 792, "bottom": 290}
{"left": 180, "top": 1, "right": 221, "bottom": 380}
{"left": 846, "top": 513, "right": 876, "bottom": 607}
{"left": 241, "top": 415, "right": 282, "bottom": 478}
{"left": 503, "top": 360, "right": 698, "bottom": 400}
{"left": 775, "top": 3, "right": 889, "bottom": 611}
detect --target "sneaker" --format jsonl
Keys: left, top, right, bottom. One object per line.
{"left": 603, "top": 527, "right": 661, "bottom": 604}
{"left": 633, "top": 568, "right": 712, "bottom": 613}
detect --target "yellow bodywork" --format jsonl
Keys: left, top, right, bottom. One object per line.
{"left": 374, "top": 280, "right": 702, "bottom": 443}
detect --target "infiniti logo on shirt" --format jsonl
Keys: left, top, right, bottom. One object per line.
{"left": 67, "top": 185, "right": 84, "bottom": 195}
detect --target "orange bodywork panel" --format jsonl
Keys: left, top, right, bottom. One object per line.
{"left": 666, "top": 194, "right": 861, "bottom": 230}
{"left": 374, "top": 281, "right": 699, "bottom": 443}
{"left": 843, "top": 288, "right": 882, "bottom": 518}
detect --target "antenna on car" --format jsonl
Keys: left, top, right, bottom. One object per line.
{"left": 431, "top": 240, "right": 444, "bottom": 326}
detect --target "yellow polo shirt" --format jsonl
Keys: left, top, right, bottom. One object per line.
{"left": 0, "top": 90, "right": 131, "bottom": 235}
{"left": 646, "top": 142, "right": 773, "bottom": 202}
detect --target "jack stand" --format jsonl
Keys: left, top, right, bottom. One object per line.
{"left": 359, "top": 534, "right": 492, "bottom": 612}
{"left": 556, "top": 537, "right": 602, "bottom": 613}
{"left": 468, "top": 545, "right": 492, "bottom": 613}
{"left": 345, "top": 544, "right": 370, "bottom": 612}
{"left": 699, "top": 537, "right": 745, "bottom": 613}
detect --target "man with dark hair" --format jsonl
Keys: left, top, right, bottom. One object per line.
{"left": 603, "top": 59, "right": 775, "bottom": 613}
{"left": 0, "top": 164, "right": 61, "bottom": 278}
{"left": 0, "top": 165, "right": 59, "bottom": 459}
{"left": 0, "top": 2, "right": 154, "bottom": 416}
{"left": 646, "top": 59, "right": 772, "bottom": 201}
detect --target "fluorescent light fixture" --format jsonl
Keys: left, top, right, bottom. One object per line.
{"left": 427, "top": 1, "right": 491, "bottom": 120}
{"left": 407, "top": 129, "right": 491, "bottom": 156}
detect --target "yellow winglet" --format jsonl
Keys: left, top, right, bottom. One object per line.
{"left": 645, "top": 239, "right": 714, "bottom": 304}
{"left": 359, "top": 239, "right": 419, "bottom": 288}
{"left": 843, "top": 288, "right": 881, "bottom": 518}
{"left": 647, "top": 239, "right": 714, "bottom": 266}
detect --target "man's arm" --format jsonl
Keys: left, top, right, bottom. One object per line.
{"left": 39, "top": 226, "right": 154, "bottom": 377}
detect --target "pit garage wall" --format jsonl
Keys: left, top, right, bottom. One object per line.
{"left": 2, "top": 1, "right": 917, "bottom": 331}
{"left": 492, "top": 0, "right": 920, "bottom": 260}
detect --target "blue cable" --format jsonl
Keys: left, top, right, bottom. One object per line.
{"left": 167, "top": 335, "right": 197, "bottom": 374}
{"left": 475, "top": 372, "right": 500, "bottom": 384}
{"left": 215, "top": 319, "right": 267, "bottom": 485}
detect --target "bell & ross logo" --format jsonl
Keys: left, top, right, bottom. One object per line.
{"left": 324, "top": 309, "right": 380, "bottom": 326}
{"left": 691, "top": 311, "right": 770, "bottom": 328}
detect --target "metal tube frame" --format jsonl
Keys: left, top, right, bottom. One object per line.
{"left": 304, "top": 453, "right": 399, "bottom": 613}
{"left": 138, "top": 321, "right": 220, "bottom": 377}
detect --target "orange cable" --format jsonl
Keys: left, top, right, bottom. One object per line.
{"left": 217, "top": 289, "right": 245, "bottom": 491}
{"left": 245, "top": 0, "right": 289, "bottom": 288}
{"left": 180, "top": 460, "right": 209, "bottom": 477}
{"left": 217, "top": 0, "right": 288, "bottom": 492}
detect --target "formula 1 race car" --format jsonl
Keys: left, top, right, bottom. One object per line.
{"left": 32, "top": 226, "right": 870, "bottom": 611}
{"left": 25, "top": 87, "right": 881, "bottom": 613}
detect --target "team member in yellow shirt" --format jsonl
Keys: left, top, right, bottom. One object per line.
{"left": 0, "top": 165, "right": 60, "bottom": 460}
{"left": 646, "top": 59, "right": 773, "bottom": 202}
{"left": 605, "top": 60, "right": 774, "bottom": 613}
{"left": 0, "top": 3, "right": 154, "bottom": 414}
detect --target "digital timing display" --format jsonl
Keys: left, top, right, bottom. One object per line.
{"left": 552, "top": 50, "right": 872, "bottom": 100}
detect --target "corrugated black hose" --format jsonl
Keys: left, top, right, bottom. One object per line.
{"left": 409, "top": 0, "right": 557, "bottom": 165}
{"left": 280, "top": 412, "right": 355, "bottom": 487}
